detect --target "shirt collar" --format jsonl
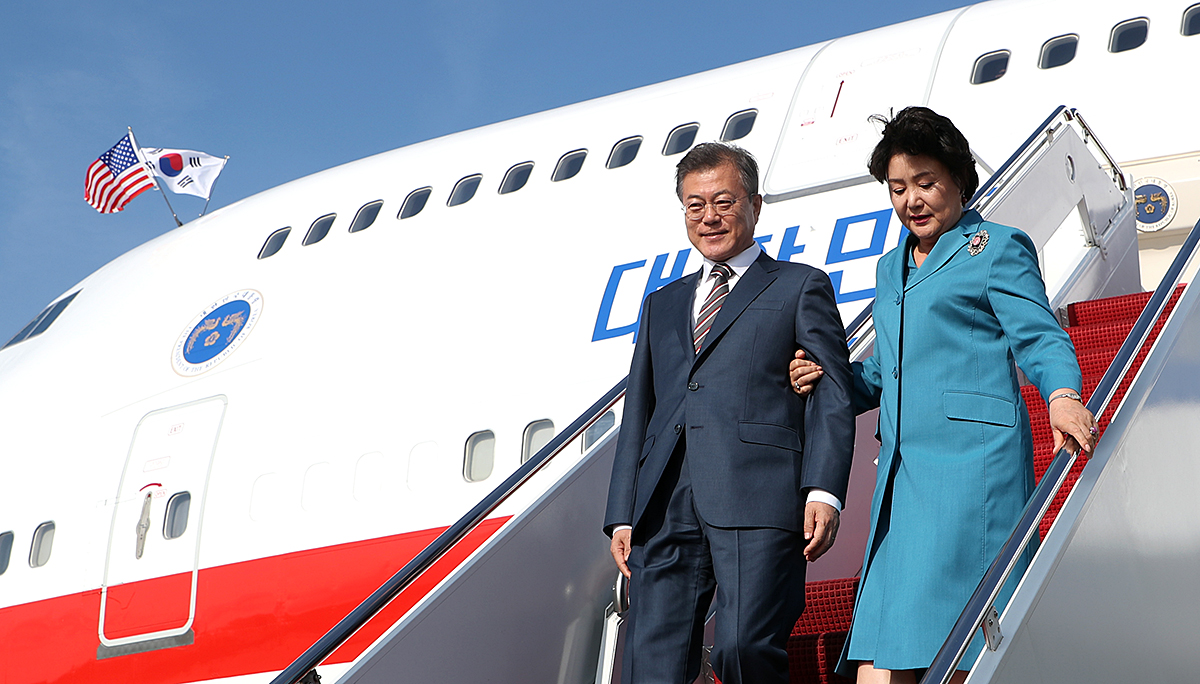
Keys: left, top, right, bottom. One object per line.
{"left": 700, "top": 242, "right": 761, "bottom": 281}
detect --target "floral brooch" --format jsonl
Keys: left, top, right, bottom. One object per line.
{"left": 968, "top": 228, "right": 989, "bottom": 256}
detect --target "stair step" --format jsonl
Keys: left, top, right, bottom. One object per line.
{"left": 1067, "top": 290, "right": 1154, "bottom": 327}
{"left": 1067, "top": 319, "right": 1137, "bottom": 352}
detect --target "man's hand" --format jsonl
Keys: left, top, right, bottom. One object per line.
{"left": 611, "top": 528, "right": 632, "bottom": 578}
{"left": 803, "top": 501, "right": 839, "bottom": 562}
{"left": 789, "top": 349, "right": 824, "bottom": 396}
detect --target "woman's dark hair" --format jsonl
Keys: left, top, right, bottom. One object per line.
{"left": 867, "top": 107, "right": 979, "bottom": 204}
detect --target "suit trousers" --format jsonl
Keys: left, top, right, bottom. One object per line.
{"left": 623, "top": 440, "right": 807, "bottom": 684}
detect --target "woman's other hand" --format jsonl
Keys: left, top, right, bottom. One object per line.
{"left": 1049, "top": 388, "right": 1098, "bottom": 455}
{"left": 789, "top": 349, "right": 824, "bottom": 396}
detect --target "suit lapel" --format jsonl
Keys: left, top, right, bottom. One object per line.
{"left": 878, "top": 243, "right": 904, "bottom": 298}
{"left": 670, "top": 270, "right": 702, "bottom": 358}
{"left": 693, "top": 251, "right": 777, "bottom": 367}
{"left": 903, "top": 210, "right": 982, "bottom": 292}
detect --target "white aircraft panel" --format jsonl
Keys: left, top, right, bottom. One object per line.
{"left": 765, "top": 10, "right": 965, "bottom": 199}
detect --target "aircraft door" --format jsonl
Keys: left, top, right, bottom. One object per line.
{"left": 762, "top": 10, "right": 964, "bottom": 200}
{"left": 99, "top": 396, "right": 227, "bottom": 650}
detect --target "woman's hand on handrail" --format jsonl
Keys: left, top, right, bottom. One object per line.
{"left": 1048, "top": 388, "right": 1098, "bottom": 455}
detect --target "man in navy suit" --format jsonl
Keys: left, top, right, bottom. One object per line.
{"left": 604, "top": 143, "right": 854, "bottom": 684}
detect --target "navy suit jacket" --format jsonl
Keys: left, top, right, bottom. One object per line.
{"left": 604, "top": 250, "right": 854, "bottom": 535}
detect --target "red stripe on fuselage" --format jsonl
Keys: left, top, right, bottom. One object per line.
{"left": 0, "top": 518, "right": 510, "bottom": 684}
{"left": 104, "top": 571, "right": 192, "bottom": 639}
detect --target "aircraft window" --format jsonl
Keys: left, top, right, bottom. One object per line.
{"left": 464, "top": 430, "right": 495, "bottom": 482}
{"left": 552, "top": 150, "right": 588, "bottom": 182}
{"left": 249, "top": 473, "right": 283, "bottom": 522}
{"left": 353, "top": 452, "right": 386, "bottom": 502}
{"left": 607, "top": 137, "right": 643, "bottom": 170}
{"left": 499, "top": 162, "right": 535, "bottom": 195}
{"left": 4, "top": 313, "right": 45, "bottom": 349}
{"left": 663, "top": 123, "right": 700, "bottom": 156}
{"left": 348, "top": 200, "right": 384, "bottom": 234}
{"left": 521, "top": 419, "right": 555, "bottom": 463}
{"left": 301, "top": 463, "right": 333, "bottom": 512}
{"left": 721, "top": 110, "right": 757, "bottom": 142}
{"left": 399, "top": 187, "right": 433, "bottom": 219}
{"left": 583, "top": 410, "right": 616, "bottom": 451}
{"left": 0, "top": 531, "right": 12, "bottom": 575}
{"left": 163, "top": 492, "right": 191, "bottom": 540}
{"left": 257, "top": 227, "right": 290, "bottom": 259}
{"left": 1110, "top": 18, "right": 1149, "bottom": 53}
{"left": 2, "top": 291, "right": 80, "bottom": 350}
{"left": 448, "top": 174, "right": 483, "bottom": 207}
{"left": 970, "top": 50, "right": 1010, "bottom": 84}
{"left": 1186, "top": 4, "right": 1200, "bottom": 35}
{"left": 1039, "top": 35, "right": 1079, "bottom": 69}
{"left": 29, "top": 521, "right": 54, "bottom": 568}
{"left": 303, "top": 213, "right": 336, "bottom": 246}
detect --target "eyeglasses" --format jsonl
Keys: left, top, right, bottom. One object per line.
{"left": 682, "top": 195, "right": 749, "bottom": 220}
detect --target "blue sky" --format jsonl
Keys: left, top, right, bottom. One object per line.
{"left": 0, "top": 0, "right": 970, "bottom": 340}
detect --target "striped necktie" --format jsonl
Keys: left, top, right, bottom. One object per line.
{"left": 693, "top": 263, "right": 733, "bottom": 354}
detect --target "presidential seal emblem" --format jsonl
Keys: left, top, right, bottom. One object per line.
{"left": 968, "top": 228, "right": 989, "bottom": 256}
{"left": 1133, "top": 177, "right": 1177, "bottom": 233}
{"left": 172, "top": 290, "right": 263, "bottom": 376}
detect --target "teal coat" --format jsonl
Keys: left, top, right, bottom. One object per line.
{"left": 839, "top": 211, "right": 1082, "bottom": 672}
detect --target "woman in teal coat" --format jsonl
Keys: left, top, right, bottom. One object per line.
{"left": 791, "top": 107, "right": 1098, "bottom": 683}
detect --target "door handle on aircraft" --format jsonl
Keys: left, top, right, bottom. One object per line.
{"left": 135, "top": 493, "right": 152, "bottom": 559}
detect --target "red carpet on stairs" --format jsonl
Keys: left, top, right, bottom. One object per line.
{"left": 784, "top": 285, "right": 1186, "bottom": 683}
{"left": 787, "top": 578, "right": 858, "bottom": 684}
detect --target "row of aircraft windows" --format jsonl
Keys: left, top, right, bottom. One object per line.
{"left": 0, "top": 522, "right": 54, "bottom": 574}
{"left": 462, "top": 411, "right": 614, "bottom": 482}
{"left": 255, "top": 5, "right": 1197, "bottom": 258}
{"left": 0, "top": 489, "right": 192, "bottom": 568}
{"left": 0, "top": 492, "right": 193, "bottom": 574}
{"left": 0, "top": 415, "right": 618, "bottom": 574}
{"left": 257, "top": 110, "right": 759, "bottom": 259}
{"left": 971, "top": 7, "right": 1200, "bottom": 84}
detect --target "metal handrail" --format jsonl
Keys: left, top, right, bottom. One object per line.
{"left": 271, "top": 378, "right": 628, "bottom": 684}
{"left": 968, "top": 105, "right": 1067, "bottom": 207}
{"left": 1072, "top": 110, "right": 1128, "bottom": 192}
{"left": 844, "top": 300, "right": 875, "bottom": 340}
{"left": 922, "top": 217, "right": 1200, "bottom": 684}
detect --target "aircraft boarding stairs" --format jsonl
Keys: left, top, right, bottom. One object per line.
{"left": 270, "top": 108, "right": 1200, "bottom": 684}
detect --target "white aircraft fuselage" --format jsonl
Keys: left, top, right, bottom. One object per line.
{"left": 1, "top": 1, "right": 1197, "bottom": 681}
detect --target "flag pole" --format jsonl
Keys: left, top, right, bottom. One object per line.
{"left": 200, "top": 155, "right": 229, "bottom": 217}
{"left": 129, "top": 127, "right": 182, "bottom": 228}
{"left": 152, "top": 177, "right": 184, "bottom": 228}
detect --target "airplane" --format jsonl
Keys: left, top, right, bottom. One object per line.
{"left": 1, "top": 0, "right": 1198, "bottom": 682}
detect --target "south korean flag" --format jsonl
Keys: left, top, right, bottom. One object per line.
{"left": 141, "top": 147, "right": 227, "bottom": 199}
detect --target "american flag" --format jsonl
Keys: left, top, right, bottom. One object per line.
{"left": 84, "top": 133, "right": 154, "bottom": 213}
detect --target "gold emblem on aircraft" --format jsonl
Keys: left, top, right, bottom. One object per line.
{"left": 1133, "top": 177, "right": 1177, "bottom": 233}
{"left": 186, "top": 317, "right": 221, "bottom": 354}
